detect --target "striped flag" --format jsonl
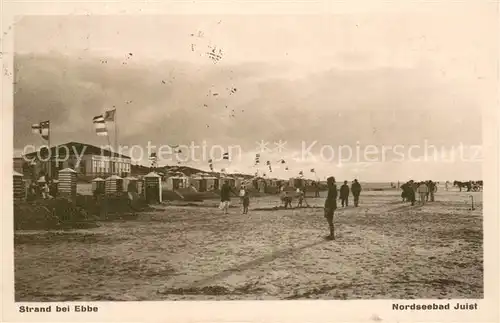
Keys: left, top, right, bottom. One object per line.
{"left": 255, "top": 153, "right": 260, "bottom": 165}
{"left": 104, "top": 109, "right": 116, "bottom": 122}
{"left": 93, "top": 115, "right": 108, "bottom": 136}
{"left": 31, "top": 121, "right": 50, "bottom": 140}
{"left": 149, "top": 152, "right": 158, "bottom": 168}
{"left": 222, "top": 152, "right": 230, "bottom": 160}
{"left": 266, "top": 160, "right": 272, "bottom": 172}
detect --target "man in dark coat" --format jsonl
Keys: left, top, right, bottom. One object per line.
{"left": 339, "top": 180, "right": 350, "bottom": 207}
{"left": 351, "top": 179, "right": 362, "bottom": 207}
{"left": 404, "top": 180, "right": 416, "bottom": 206}
{"left": 220, "top": 180, "right": 235, "bottom": 214}
{"left": 324, "top": 176, "right": 337, "bottom": 240}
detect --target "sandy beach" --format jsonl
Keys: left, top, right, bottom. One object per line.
{"left": 14, "top": 189, "right": 483, "bottom": 301}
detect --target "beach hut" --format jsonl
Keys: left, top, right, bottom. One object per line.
{"left": 204, "top": 175, "right": 218, "bottom": 191}
{"left": 289, "top": 177, "right": 305, "bottom": 189}
{"left": 234, "top": 177, "right": 245, "bottom": 189}
{"left": 58, "top": 168, "right": 77, "bottom": 199}
{"left": 91, "top": 177, "right": 105, "bottom": 194}
{"left": 189, "top": 174, "right": 206, "bottom": 192}
{"left": 13, "top": 170, "right": 24, "bottom": 200}
{"left": 165, "top": 173, "right": 189, "bottom": 190}
{"left": 105, "top": 175, "right": 123, "bottom": 194}
{"left": 144, "top": 172, "right": 162, "bottom": 203}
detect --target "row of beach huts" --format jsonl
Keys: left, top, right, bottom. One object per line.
{"left": 13, "top": 167, "right": 322, "bottom": 203}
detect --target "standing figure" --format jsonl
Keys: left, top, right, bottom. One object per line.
{"left": 417, "top": 181, "right": 429, "bottom": 204}
{"left": 445, "top": 181, "right": 449, "bottom": 191}
{"left": 282, "top": 191, "right": 292, "bottom": 208}
{"left": 405, "top": 180, "right": 416, "bottom": 206}
{"left": 242, "top": 190, "right": 250, "bottom": 214}
{"left": 324, "top": 176, "right": 337, "bottom": 240}
{"left": 351, "top": 179, "right": 362, "bottom": 207}
{"left": 429, "top": 181, "right": 437, "bottom": 202}
{"left": 219, "top": 180, "right": 233, "bottom": 214}
{"left": 340, "top": 180, "right": 350, "bottom": 207}
{"left": 297, "top": 189, "right": 304, "bottom": 208}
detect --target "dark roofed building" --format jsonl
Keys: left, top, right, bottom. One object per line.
{"left": 23, "top": 141, "right": 131, "bottom": 180}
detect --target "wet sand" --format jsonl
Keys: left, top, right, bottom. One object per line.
{"left": 14, "top": 190, "right": 483, "bottom": 301}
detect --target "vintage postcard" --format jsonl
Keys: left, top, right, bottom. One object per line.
{"left": 1, "top": 0, "right": 498, "bottom": 322}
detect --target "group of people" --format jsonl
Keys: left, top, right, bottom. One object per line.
{"left": 339, "top": 179, "right": 362, "bottom": 207}
{"left": 400, "top": 180, "right": 437, "bottom": 205}
{"left": 27, "top": 179, "right": 58, "bottom": 201}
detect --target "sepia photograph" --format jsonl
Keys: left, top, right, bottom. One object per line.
{"left": 2, "top": 1, "right": 498, "bottom": 321}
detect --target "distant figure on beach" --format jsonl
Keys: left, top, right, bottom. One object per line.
{"left": 340, "top": 180, "right": 350, "bottom": 207}
{"left": 417, "top": 181, "right": 429, "bottom": 205}
{"left": 281, "top": 191, "right": 292, "bottom": 208}
{"left": 314, "top": 181, "right": 320, "bottom": 197}
{"left": 324, "top": 176, "right": 337, "bottom": 240}
{"left": 127, "top": 180, "right": 138, "bottom": 211}
{"left": 297, "top": 189, "right": 304, "bottom": 207}
{"left": 428, "top": 180, "right": 437, "bottom": 202}
{"left": 242, "top": 190, "right": 250, "bottom": 214}
{"left": 219, "top": 180, "right": 234, "bottom": 214}
{"left": 49, "top": 180, "right": 58, "bottom": 198}
{"left": 445, "top": 181, "right": 449, "bottom": 191}
{"left": 402, "top": 180, "right": 416, "bottom": 205}
{"left": 351, "top": 179, "right": 362, "bottom": 207}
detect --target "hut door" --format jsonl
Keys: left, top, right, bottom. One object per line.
{"left": 145, "top": 181, "right": 160, "bottom": 203}
{"left": 199, "top": 179, "right": 207, "bottom": 192}
{"left": 214, "top": 179, "right": 219, "bottom": 190}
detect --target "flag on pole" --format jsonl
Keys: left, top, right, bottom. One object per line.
{"left": 93, "top": 115, "right": 108, "bottom": 136}
{"left": 208, "top": 159, "right": 214, "bottom": 171}
{"left": 31, "top": 121, "right": 50, "bottom": 140}
{"left": 222, "top": 152, "right": 230, "bottom": 160}
{"left": 149, "top": 152, "right": 158, "bottom": 168}
{"left": 299, "top": 170, "right": 304, "bottom": 177}
{"left": 310, "top": 168, "right": 315, "bottom": 173}
{"left": 255, "top": 153, "right": 260, "bottom": 165}
{"left": 31, "top": 123, "right": 40, "bottom": 134}
{"left": 104, "top": 109, "right": 116, "bottom": 122}
{"left": 266, "top": 160, "right": 272, "bottom": 172}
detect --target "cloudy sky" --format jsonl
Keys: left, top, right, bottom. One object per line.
{"left": 13, "top": 10, "right": 494, "bottom": 181}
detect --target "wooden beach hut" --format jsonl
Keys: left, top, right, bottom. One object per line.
{"left": 13, "top": 170, "right": 25, "bottom": 201}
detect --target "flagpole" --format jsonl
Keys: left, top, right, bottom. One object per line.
{"left": 114, "top": 109, "right": 118, "bottom": 154}
{"left": 105, "top": 131, "right": 112, "bottom": 177}
{"left": 48, "top": 122, "right": 51, "bottom": 179}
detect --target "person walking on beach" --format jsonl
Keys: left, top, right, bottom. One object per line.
{"left": 242, "top": 190, "right": 250, "bottom": 214}
{"left": 417, "top": 181, "right": 429, "bottom": 205}
{"left": 351, "top": 179, "right": 362, "bottom": 207}
{"left": 429, "top": 180, "right": 437, "bottom": 202}
{"left": 339, "top": 180, "right": 350, "bottom": 207}
{"left": 219, "top": 180, "right": 234, "bottom": 214}
{"left": 324, "top": 176, "right": 337, "bottom": 240}
{"left": 402, "top": 180, "right": 416, "bottom": 205}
